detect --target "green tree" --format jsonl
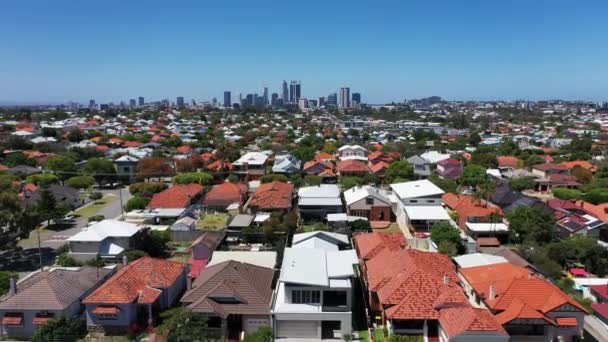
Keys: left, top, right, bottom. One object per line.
{"left": 0, "top": 271, "right": 18, "bottom": 295}
{"left": 583, "top": 189, "right": 608, "bottom": 205}
{"left": 65, "top": 175, "right": 95, "bottom": 190}
{"left": 260, "top": 174, "right": 289, "bottom": 183}
{"left": 131, "top": 229, "right": 170, "bottom": 258}
{"left": 26, "top": 173, "right": 59, "bottom": 186}
{"left": 295, "top": 145, "right": 316, "bottom": 163}
{"left": 243, "top": 326, "right": 273, "bottom": 342}
{"left": 351, "top": 219, "right": 371, "bottom": 232}
{"left": 44, "top": 155, "right": 77, "bottom": 183}
{"left": 428, "top": 174, "right": 458, "bottom": 194}
{"left": 430, "top": 222, "right": 462, "bottom": 254}
{"left": 384, "top": 160, "right": 415, "bottom": 184}
{"left": 31, "top": 316, "right": 87, "bottom": 342}
{"left": 66, "top": 128, "right": 84, "bottom": 142}
{"left": 552, "top": 188, "right": 583, "bottom": 200}
{"left": 157, "top": 308, "right": 210, "bottom": 342}
{"left": 125, "top": 196, "right": 150, "bottom": 212}
{"left": 128, "top": 182, "right": 168, "bottom": 196}
{"left": 340, "top": 177, "right": 362, "bottom": 190}
{"left": 509, "top": 177, "right": 536, "bottom": 191}
{"left": 525, "top": 154, "right": 546, "bottom": 168}
{"left": 173, "top": 172, "right": 214, "bottom": 185}
{"left": 4, "top": 152, "right": 35, "bottom": 167}
{"left": 83, "top": 157, "right": 116, "bottom": 187}
{"left": 571, "top": 166, "right": 592, "bottom": 184}
{"left": 506, "top": 206, "right": 555, "bottom": 244}
{"left": 459, "top": 164, "right": 488, "bottom": 187}
{"left": 36, "top": 186, "right": 68, "bottom": 226}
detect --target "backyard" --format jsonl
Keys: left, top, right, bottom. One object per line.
{"left": 73, "top": 194, "right": 117, "bottom": 219}
{"left": 196, "top": 213, "right": 229, "bottom": 231}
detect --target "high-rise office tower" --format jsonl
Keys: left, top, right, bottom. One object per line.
{"left": 295, "top": 81, "right": 301, "bottom": 101}
{"left": 289, "top": 81, "right": 296, "bottom": 103}
{"left": 327, "top": 93, "right": 338, "bottom": 107}
{"left": 138, "top": 97, "right": 144, "bottom": 106}
{"left": 318, "top": 97, "right": 325, "bottom": 107}
{"left": 224, "top": 91, "right": 231, "bottom": 108}
{"left": 263, "top": 87, "right": 269, "bottom": 106}
{"left": 176, "top": 96, "right": 185, "bottom": 107}
{"left": 282, "top": 80, "right": 288, "bottom": 103}
{"left": 340, "top": 87, "right": 350, "bottom": 108}
{"left": 129, "top": 99, "right": 136, "bottom": 107}
{"left": 352, "top": 92, "right": 361, "bottom": 104}
{"left": 245, "top": 94, "right": 254, "bottom": 107}
{"left": 298, "top": 98, "right": 308, "bottom": 110}
{"left": 271, "top": 93, "right": 279, "bottom": 107}
{"left": 212, "top": 97, "right": 217, "bottom": 107}
{"left": 89, "top": 99, "right": 96, "bottom": 109}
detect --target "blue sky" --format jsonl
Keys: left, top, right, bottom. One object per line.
{"left": 0, "top": 0, "right": 607, "bottom": 104}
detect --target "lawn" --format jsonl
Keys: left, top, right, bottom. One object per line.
{"left": 73, "top": 194, "right": 117, "bottom": 218}
{"left": 300, "top": 223, "right": 328, "bottom": 232}
{"left": 356, "top": 330, "right": 370, "bottom": 341}
{"left": 373, "top": 222, "right": 402, "bottom": 233}
{"left": 197, "top": 213, "right": 229, "bottom": 230}
{"left": 374, "top": 329, "right": 386, "bottom": 342}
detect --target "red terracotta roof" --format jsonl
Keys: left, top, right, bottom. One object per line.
{"left": 249, "top": 181, "right": 294, "bottom": 210}
{"left": 354, "top": 232, "right": 406, "bottom": 261}
{"left": 83, "top": 257, "right": 185, "bottom": 305}
{"left": 177, "top": 145, "right": 191, "bottom": 154}
{"left": 440, "top": 306, "right": 508, "bottom": 337}
{"left": 123, "top": 141, "right": 143, "bottom": 148}
{"left": 147, "top": 184, "right": 203, "bottom": 209}
{"left": 204, "top": 182, "right": 247, "bottom": 207}
{"left": 560, "top": 160, "right": 596, "bottom": 172}
{"left": 437, "top": 158, "right": 462, "bottom": 166}
{"left": 497, "top": 156, "right": 520, "bottom": 168}
{"left": 368, "top": 161, "right": 389, "bottom": 174}
{"left": 337, "top": 160, "right": 370, "bottom": 173}
{"left": 314, "top": 152, "right": 334, "bottom": 162}
{"left": 92, "top": 306, "right": 121, "bottom": 314}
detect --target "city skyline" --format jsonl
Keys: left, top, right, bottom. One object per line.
{"left": 1, "top": 0, "right": 607, "bottom": 103}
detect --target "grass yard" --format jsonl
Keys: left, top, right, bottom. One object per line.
{"left": 373, "top": 222, "right": 402, "bottom": 233}
{"left": 356, "top": 330, "right": 370, "bottom": 341}
{"left": 197, "top": 213, "right": 229, "bottom": 230}
{"left": 374, "top": 329, "right": 386, "bottom": 342}
{"left": 73, "top": 194, "right": 117, "bottom": 218}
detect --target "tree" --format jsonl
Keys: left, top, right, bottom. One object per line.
{"left": 44, "top": 155, "right": 77, "bottom": 183}
{"left": 351, "top": 219, "right": 371, "bottom": 232}
{"left": 66, "top": 128, "right": 84, "bottom": 142}
{"left": 384, "top": 160, "right": 415, "bottom": 184}
{"left": 506, "top": 206, "right": 555, "bottom": 244}
{"left": 125, "top": 196, "right": 150, "bottom": 211}
{"left": 430, "top": 222, "right": 462, "bottom": 253}
{"left": 340, "top": 177, "right": 362, "bottom": 190}
{"left": 173, "top": 172, "right": 214, "bottom": 185}
{"left": 157, "top": 308, "right": 210, "bottom": 342}
{"left": 438, "top": 241, "right": 459, "bottom": 257}
{"left": 525, "top": 154, "right": 546, "bottom": 168}
{"left": 128, "top": 182, "right": 168, "bottom": 196}
{"left": 260, "top": 174, "right": 289, "bottom": 183}
{"left": 571, "top": 165, "right": 593, "bottom": 184}
{"left": 125, "top": 249, "right": 149, "bottom": 261}
{"left": 552, "top": 188, "right": 583, "bottom": 200}
{"left": 468, "top": 132, "right": 482, "bottom": 146}
{"left": 459, "top": 164, "right": 488, "bottom": 187}
{"left": 583, "top": 189, "right": 608, "bottom": 205}
{"left": 31, "top": 316, "right": 87, "bottom": 342}
{"left": 26, "top": 173, "right": 59, "bottom": 186}
{"left": 83, "top": 157, "right": 116, "bottom": 187}
{"left": 295, "top": 145, "right": 316, "bottom": 163}
{"left": 36, "top": 186, "right": 68, "bottom": 226}
{"left": 0, "top": 271, "right": 18, "bottom": 295}
{"left": 4, "top": 152, "right": 35, "bottom": 167}
{"left": 304, "top": 175, "right": 323, "bottom": 186}
{"left": 65, "top": 175, "right": 95, "bottom": 190}
{"left": 428, "top": 174, "right": 458, "bottom": 194}
{"left": 243, "top": 326, "right": 273, "bottom": 342}
{"left": 470, "top": 152, "right": 498, "bottom": 168}
{"left": 509, "top": 177, "right": 536, "bottom": 191}
{"left": 131, "top": 229, "right": 170, "bottom": 258}
{"left": 136, "top": 157, "right": 174, "bottom": 181}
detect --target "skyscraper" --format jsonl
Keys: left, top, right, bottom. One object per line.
{"left": 289, "top": 81, "right": 296, "bottom": 103}
{"left": 327, "top": 93, "right": 338, "bottom": 107}
{"left": 263, "top": 87, "right": 269, "bottom": 106}
{"left": 89, "top": 99, "right": 96, "bottom": 109}
{"left": 340, "top": 87, "right": 350, "bottom": 108}
{"left": 129, "top": 99, "right": 136, "bottom": 107}
{"left": 295, "top": 81, "right": 301, "bottom": 101}
{"left": 318, "top": 97, "right": 325, "bottom": 107}
{"left": 282, "top": 80, "right": 288, "bottom": 103}
{"left": 224, "top": 91, "right": 231, "bottom": 108}
{"left": 352, "top": 92, "right": 361, "bottom": 104}
{"left": 271, "top": 93, "right": 279, "bottom": 107}
{"left": 138, "top": 96, "right": 144, "bottom": 106}
{"left": 176, "top": 96, "right": 185, "bottom": 108}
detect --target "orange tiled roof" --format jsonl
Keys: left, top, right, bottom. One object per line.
{"left": 123, "top": 141, "right": 143, "bottom": 148}
{"left": 368, "top": 161, "right": 389, "bottom": 174}
{"left": 147, "top": 184, "right": 203, "bottom": 209}
{"left": 249, "top": 181, "right": 294, "bottom": 210}
{"left": 440, "top": 306, "right": 508, "bottom": 337}
{"left": 497, "top": 156, "right": 520, "bottom": 168}
{"left": 204, "top": 182, "right": 247, "bottom": 207}
{"left": 575, "top": 200, "right": 608, "bottom": 222}
{"left": 560, "top": 160, "right": 596, "bottom": 172}
{"left": 337, "top": 160, "right": 370, "bottom": 173}
{"left": 177, "top": 145, "right": 191, "bottom": 154}
{"left": 314, "top": 152, "right": 334, "bottom": 162}
{"left": 354, "top": 232, "right": 406, "bottom": 261}
{"left": 83, "top": 257, "right": 185, "bottom": 305}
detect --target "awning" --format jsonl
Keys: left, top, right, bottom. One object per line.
{"left": 33, "top": 315, "right": 54, "bottom": 325}
{"left": 2, "top": 313, "right": 23, "bottom": 325}
{"left": 92, "top": 306, "right": 121, "bottom": 314}
{"left": 556, "top": 317, "right": 578, "bottom": 327}
{"left": 404, "top": 206, "right": 450, "bottom": 221}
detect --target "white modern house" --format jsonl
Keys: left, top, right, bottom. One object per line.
{"left": 233, "top": 151, "right": 272, "bottom": 180}
{"left": 272, "top": 153, "right": 301, "bottom": 174}
{"left": 297, "top": 184, "right": 344, "bottom": 221}
{"left": 67, "top": 220, "right": 142, "bottom": 262}
{"left": 343, "top": 185, "right": 392, "bottom": 221}
{"left": 272, "top": 231, "right": 358, "bottom": 340}
{"left": 390, "top": 180, "right": 450, "bottom": 231}
{"left": 420, "top": 150, "right": 451, "bottom": 164}
{"left": 337, "top": 145, "right": 368, "bottom": 162}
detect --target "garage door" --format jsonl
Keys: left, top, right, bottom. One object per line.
{"left": 276, "top": 320, "right": 318, "bottom": 339}
{"left": 245, "top": 318, "right": 269, "bottom": 334}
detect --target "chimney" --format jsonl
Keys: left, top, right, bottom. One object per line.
{"left": 122, "top": 254, "right": 128, "bottom": 266}
{"left": 489, "top": 284, "right": 496, "bottom": 301}
{"left": 443, "top": 274, "right": 450, "bottom": 285}
{"left": 187, "top": 275, "right": 193, "bottom": 290}
{"left": 9, "top": 278, "right": 17, "bottom": 296}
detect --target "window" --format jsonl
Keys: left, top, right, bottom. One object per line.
{"left": 366, "top": 198, "right": 374, "bottom": 205}
{"left": 292, "top": 290, "right": 321, "bottom": 304}
{"left": 410, "top": 200, "right": 418, "bottom": 203}
{"left": 98, "top": 313, "right": 118, "bottom": 320}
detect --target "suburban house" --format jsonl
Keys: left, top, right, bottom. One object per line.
{"left": 491, "top": 184, "right": 551, "bottom": 215}
{"left": 297, "top": 184, "right": 343, "bottom": 221}
{"left": 407, "top": 155, "right": 431, "bottom": 178}
{"left": 368, "top": 151, "right": 396, "bottom": 165}
{"left": 436, "top": 158, "right": 464, "bottom": 180}
{"left": 272, "top": 231, "right": 358, "bottom": 340}
{"left": 337, "top": 145, "right": 368, "bottom": 161}
{"left": 368, "top": 161, "right": 390, "bottom": 181}
{"left": 67, "top": 220, "right": 142, "bottom": 262}
{"left": 83, "top": 257, "right": 188, "bottom": 334}
{"left": 497, "top": 156, "right": 521, "bottom": 174}
{"left": 188, "top": 231, "right": 226, "bottom": 279}
{"left": 203, "top": 182, "right": 248, "bottom": 211}
{"left": 23, "top": 183, "right": 82, "bottom": 209}
{"left": 233, "top": 151, "right": 271, "bottom": 180}
{"left": 343, "top": 185, "right": 392, "bottom": 222}
{"left": 443, "top": 193, "right": 508, "bottom": 241}
{"left": 113, "top": 155, "right": 140, "bottom": 183}
{"left": 354, "top": 233, "right": 507, "bottom": 341}
{"left": 337, "top": 160, "right": 370, "bottom": 178}
{"left": 531, "top": 163, "right": 569, "bottom": 179}
{"left": 147, "top": 184, "right": 204, "bottom": 210}
{"left": 421, "top": 150, "right": 451, "bottom": 164}
{"left": 459, "top": 262, "right": 589, "bottom": 341}
{"left": 0, "top": 267, "right": 114, "bottom": 339}
{"left": 390, "top": 180, "right": 450, "bottom": 231}
{"left": 547, "top": 199, "right": 607, "bottom": 239}
{"left": 272, "top": 153, "right": 301, "bottom": 174}
{"left": 248, "top": 181, "right": 294, "bottom": 213}
{"left": 180, "top": 261, "right": 274, "bottom": 341}
{"left": 303, "top": 160, "right": 333, "bottom": 176}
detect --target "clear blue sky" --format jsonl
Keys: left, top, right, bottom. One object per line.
{"left": 1, "top": 0, "right": 607, "bottom": 104}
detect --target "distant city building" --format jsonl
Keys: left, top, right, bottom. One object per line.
{"left": 89, "top": 99, "right": 96, "bottom": 109}
{"left": 245, "top": 94, "right": 254, "bottom": 107}
{"left": 352, "top": 92, "right": 361, "bottom": 104}
{"left": 263, "top": 87, "right": 269, "bottom": 106}
{"left": 223, "top": 91, "right": 231, "bottom": 108}
{"left": 298, "top": 98, "right": 308, "bottom": 110}
{"left": 318, "top": 96, "right": 325, "bottom": 107}
{"left": 327, "top": 93, "right": 338, "bottom": 107}
{"left": 176, "top": 96, "right": 185, "bottom": 107}
{"left": 212, "top": 97, "right": 217, "bottom": 107}
{"left": 271, "top": 92, "right": 279, "bottom": 107}
{"left": 129, "top": 99, "right": 136, "bottom": 107}
{"left": 289, "top": 80, "right": 301, "bottom": 103}
{"left": 282, "top": 80, "right": 288, "bottom": 103}
{"left": 340, "top": 87, "right": 350, "bottom": 108}
{"left": 138, "top": 96, "right": 144, "bottom": 106}
{"left": 309, "top": 99, "right": 317, "bottom": 108}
